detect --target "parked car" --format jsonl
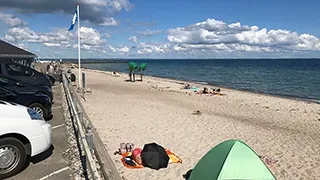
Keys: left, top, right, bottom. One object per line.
{"left": 47, "top": 74, "right": 55, "bottom": 86}
{"left": 0, "top": 87, "right": 52, "bottom": 120}
{"left": 0, "top": 62, "right": 51, "bottom": 87}
{"left": 0, "top": 101, "right": 52, "bottom": 179}
{"left": 0, "top": 75, "right": 53, "bottom": 102}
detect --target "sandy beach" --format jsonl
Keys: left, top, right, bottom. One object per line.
{"left": 75, "top": 68, "right": 320, "bottom": 180}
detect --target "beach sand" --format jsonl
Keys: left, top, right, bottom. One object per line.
{"left": 75, "top": 68, "right": 320, "bottom": 180}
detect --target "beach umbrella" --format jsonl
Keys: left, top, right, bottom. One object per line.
{"left": 141, "top": 142, "right": 169, "bottom": 170}
{"left": 187, "top": 140, "right": 276, "bottom": 180}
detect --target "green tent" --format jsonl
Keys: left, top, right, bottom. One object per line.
{"left": 188, "top": 140, "right": 276, "bottom": 180}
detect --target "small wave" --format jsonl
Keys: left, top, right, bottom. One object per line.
{"left": 196, "top": 81, "right": 208, "bottom": 85}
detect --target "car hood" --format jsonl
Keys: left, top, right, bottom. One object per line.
{"left": 0, "top": 100, "right": 31, "bottom": 120}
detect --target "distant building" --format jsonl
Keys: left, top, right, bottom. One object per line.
{"left": 0, "top": 40, "right": 37, "bottom": 67}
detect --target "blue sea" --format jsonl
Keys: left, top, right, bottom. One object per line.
{"left": 81, "top": 59, "right": 320, "bottom": 102}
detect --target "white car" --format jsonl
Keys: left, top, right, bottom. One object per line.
{"left": 0, "top": 100, "right": 52, "bottom": 179}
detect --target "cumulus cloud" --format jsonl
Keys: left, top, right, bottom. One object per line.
{"left": 168, "top": 18, "right": 320, "bottom": 52}
{"left": 0, "top": 0, "right": 131, "bottom": 25}
{"left": 4, "top": 26, "right": 104, "bottom": 51}
{"left": 128, "top": 36, "right": 138, "bottom": 43}
{"left": 0, "top": 12, "right": 27, "bottom": 27}
{"left": 4, "top": 27, "right": 75, "bottom": 46}
{"left": 43, "top": 43, "right": 61, "bottom": 47}
{"left": 100, "top": 17, "right": 119, "bottom": 26}
{"left": 117, "top": 46, "right": 130, "bottom": 53}
{"left": 136, "top": 42, "right": 171, "bottom": 55}
{"left": 137, "top": 29, "right": 163, "bottom": 36}
{"left": 79, "top": 27, "right": 104, "bottom": 46}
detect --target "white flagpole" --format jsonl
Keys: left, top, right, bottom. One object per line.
{"left": 77, "top": 4, "right": 82, "bottom": 89}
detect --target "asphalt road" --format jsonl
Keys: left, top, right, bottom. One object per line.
{"left": 7, "top": 84, "right": 71, "bottom": 180}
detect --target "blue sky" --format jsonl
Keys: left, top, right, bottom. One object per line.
{"left": 1, "top": 0, "right": 320, "bottom": 58}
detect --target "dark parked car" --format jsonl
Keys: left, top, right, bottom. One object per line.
{"left": 47, "top": 74, "right": 56, "bottom": 86}
{"left": 0, "top": 87, "right": 52, "bottom": 120}
{"left": 0, "top": 75, "right": 53, "bottom": 102}
{"left": 0, "top": 62, "right": 51, "bottom": 87}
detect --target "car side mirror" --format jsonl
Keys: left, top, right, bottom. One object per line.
{"left": 25, "top": 70, "right": 33, "bottom": 76}
{"left": 16, "top": 82, "right": 26, "bottom": 87}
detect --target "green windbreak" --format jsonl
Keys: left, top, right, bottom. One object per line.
{"left": 189, "top": 140, "right": 276, "bottom": 180}
{"left": 189, "top": 140, "right": 235, "bottom": 180}
{"left": 218, "top": 141, "right": 276, "bottom": 180}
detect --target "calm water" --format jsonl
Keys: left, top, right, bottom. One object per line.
{"left": 82, "top": 59, "right": 320, "bottom": 101}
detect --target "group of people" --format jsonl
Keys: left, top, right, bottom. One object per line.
{"left": 199, "top": 87, "right": 223, "bottom": 95}
{"left": 183, "top": 84, "right": 225, "bottom": 95}
{"left": 46, "top": 61, "right": 61, "bottom": 74}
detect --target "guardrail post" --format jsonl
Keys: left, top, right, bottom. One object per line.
{"left": 82, "top": 72, "right": 86, "bottom": 90}
{"left": 86, "top": 126, "right": 94, "bottom": 154}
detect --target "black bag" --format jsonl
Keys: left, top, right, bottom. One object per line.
{"left": 70, "top": 73, "right": 76, "bottom": 82}
{"left": 182, "top": 169, "right": 193, "bottom": 180}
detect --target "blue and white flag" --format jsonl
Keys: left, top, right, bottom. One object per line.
{"left": 68, "top": 9, "right": 78, "bottom": 31}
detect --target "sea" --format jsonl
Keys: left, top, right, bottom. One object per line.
{"left": 81, "top": 59, "right": 320, "bottom": 102}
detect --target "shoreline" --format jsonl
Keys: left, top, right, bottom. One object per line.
{"left": 80, "top": 66, "right": 319, "bottom": 104}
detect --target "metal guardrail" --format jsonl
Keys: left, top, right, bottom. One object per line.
{"left": 62, "top": 71, "right": 122, "bottom": 180}
{"left": 62, "top": 73, "right": 102, "bottom": 180}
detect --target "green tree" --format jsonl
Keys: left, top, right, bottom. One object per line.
{"left": 137, "top": 63, "right": 147, "bottom": 81}
{"left": 128, "top": 62, "right": 138, "bottom": 82}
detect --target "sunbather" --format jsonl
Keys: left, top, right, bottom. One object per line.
{"left": 131, "top": 148, "right": 143, "bottom": 165}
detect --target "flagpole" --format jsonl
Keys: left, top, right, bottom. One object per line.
{"left": 77, "top": 4, "right": 81, "bottom": 89}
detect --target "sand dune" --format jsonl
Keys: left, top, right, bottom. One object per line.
{"left": 77, "top": 68, "right": 320, "bottom": 180}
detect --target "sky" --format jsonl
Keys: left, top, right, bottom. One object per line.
{"left": 1, "top": 0, "right": 320, "bottom": 59}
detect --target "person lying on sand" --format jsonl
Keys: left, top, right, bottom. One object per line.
{"left": 183, "top": 84, "right": 191, "bottom": 89}
{"left": 212, "top": 88, "right": 226, "bottom": 95}
{"left": 195, "top": 87, "right": 210, "bottom": 95}
{"left": 131, "top": 148, "right": 143, "bottom": 165}
{"left": 197, "top": 87, "right": 226, "bottom": 95}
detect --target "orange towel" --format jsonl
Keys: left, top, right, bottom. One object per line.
{"left": 120, "top": 149, "right": 182, "bottom": 169}
{"left": 121, "top": 152, "right": 144, "bottom": 169}
{"left": 165, "top": 148, "right": 182, "bottom": 164}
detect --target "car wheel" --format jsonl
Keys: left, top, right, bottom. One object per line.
{"left": 0, "top": 137, "right": 27, "bottom": 179}
{"left": 29, "top": 103, "right": 47, "bottom": 119}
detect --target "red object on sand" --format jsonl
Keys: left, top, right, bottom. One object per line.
{"left": 132, "top": 148, "right": 142, "bottom": 160}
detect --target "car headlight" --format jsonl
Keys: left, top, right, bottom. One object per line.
{"left": 27, "top": 108, "right": 44, "bottom": 120}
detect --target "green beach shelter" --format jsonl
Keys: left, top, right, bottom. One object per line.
{"left": 188, "top": 140, "right": 276, "bottom": 180}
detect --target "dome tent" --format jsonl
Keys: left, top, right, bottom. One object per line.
{"left": 188, "top": 140, "right": 276, "bottom": 180}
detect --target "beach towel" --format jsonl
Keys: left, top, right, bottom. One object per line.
{"left": 120, "top": 148, "right": 182, "bottom": 169}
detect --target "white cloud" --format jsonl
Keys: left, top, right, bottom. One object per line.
{"left": 0, "top": 12, "right": 27, "bottom": 27}
{"left": 100, "top": 17, "right": 119, "bottom": 26}
{"left": 137, "top": 29, "right": 162, "bottom": 36}
{"left": 128, "top": 36, "right": 138, "bottom": 43}
{"left": 4, "top": 27, "right": 75, "bottom": 48}
{"left": 4, "top": 26, "right": 105, "bottom": 51}
{"left": 5, "top": 27, "right": 40, "bottom": 42}
{"left": 109, "top": 45, "right": 117, "bottom": 52}
{"left": 136, "top": 42, "right": 171, "bottom": 55}
{"left": 109, "top": 0, "right": 132, "bottom": 12}
{"left": 117, "top": 46, "right": 130, "bottom": 53}
{"left": 79, "top": 27, "right": 104, "bottom": 46}
{"left": 105, "top": 33, "right": 111, "bottom": 38}
{"left": 168, "top": 18, "right": 320, "bottom": 52}
{"left": 43, "top": 43, "right": 61, "bottom": 47}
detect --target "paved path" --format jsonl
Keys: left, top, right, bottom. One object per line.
{"left": 8, "top": 84, "right": 71, "bottom": 180}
